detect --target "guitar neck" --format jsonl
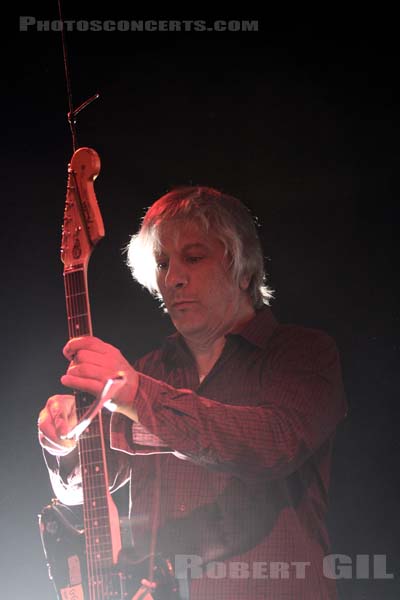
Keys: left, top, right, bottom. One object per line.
{"left": 64, "top": 266, "right": 121, "bottom": 596}
{"left": 64, "top": 267, "right": 93, "bottom": 339}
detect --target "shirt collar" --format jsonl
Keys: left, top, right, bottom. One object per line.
{"left": 229, "top": 306, "right": 279, "bottom": 349}
{"left": 161, "top": 306, "right": 279, "bottom": 363}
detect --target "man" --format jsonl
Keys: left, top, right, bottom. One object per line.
{"left": 38, "top": 186, "right": 346, "bottom": 599}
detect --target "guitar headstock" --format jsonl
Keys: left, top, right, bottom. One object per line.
{"left": 61, "top": 147, "right": 105, "bottom": 270}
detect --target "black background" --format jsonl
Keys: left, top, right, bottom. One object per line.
{"left": 1, "top": 7, "right": 399, "bottom": 599}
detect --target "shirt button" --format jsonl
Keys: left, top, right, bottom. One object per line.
{"left": 178, "top": 503, "right": 186, "bottom": 512}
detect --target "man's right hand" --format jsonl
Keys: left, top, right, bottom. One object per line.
{"left": 38, "top": 394, "right": 78, "bottom": 456}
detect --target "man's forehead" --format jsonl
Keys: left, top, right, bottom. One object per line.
{"left": 155, "top": 219, "right": 212, "bottom": 252}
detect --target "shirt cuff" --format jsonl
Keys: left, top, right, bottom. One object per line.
{"left": 109, "top": 373, "right": 191, "bottom": 458}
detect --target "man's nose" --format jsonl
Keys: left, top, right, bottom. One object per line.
{"left": 165, "top": 259, "right": 188, "bottom": 289}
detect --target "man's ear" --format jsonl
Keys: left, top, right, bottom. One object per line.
{"left": 239, "top": 274, "right": 251, "bottom": 291}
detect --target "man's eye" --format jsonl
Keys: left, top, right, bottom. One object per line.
{"left": 156, "top": 261, "right": 168, "bottom": 270}
{"left": 186, "top": 256, "right": 203, "bottom": 264}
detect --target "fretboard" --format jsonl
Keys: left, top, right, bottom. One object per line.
{"left": 64, "top": 267, "right": 91, "bottom": 339}
{"left": 64, "top": 266, "right": 117, "bottom": 598}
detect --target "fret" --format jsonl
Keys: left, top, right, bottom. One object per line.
{"left": 81, "top": 479, "right": 108, "bottom": 489}
{"left": 86, "top": 543, "right": 114, "bottom": 551}
{"left": 85, "top": 534, "right": 112, "bottom": 540}
{"left": 85, "top": 529, "right": 112, "bottom": 539}
{"left": 80, "top": 450, "right": 104, "bottom": 459}
{"left": 81, "top": 467, "right": 105, "bottom": 474}
{"left": 80, "top": 460, "right": 106, "bottom": 470}
{"left": 65, "top": 290, "right": 86, "bottom": 297}
{"left": 82, "top": 503, "right": 110, "bottom": 511}
{"left": 67, "top": 313, "right": 89, "bottom": 320}
{"left": 85, "top": 525, "right": 114, "bottom": 533}
{"left": 82, "top": 503, "right": 110, "bottom": 513}
{"left": 86, "top": 523, "right": 114, "bottom": 532}
{"left": 85, "top": 536, "right": 113, "bottom": 549}
{"left": 81, "top": 483, "right": 109, "bottom": 493}
{"left": 64, "top": 269, "right": 92, "bottom": 338}
{"left": 83, "top": 506, "right": 111, "bottom": 516}
{"left": 81, "top": 434, "right": 100, "bottom": 440}
{"left": 65, "top": 295, "right": 88, "bottom": 317}
{"left": 88, "top": 515, "right": 114, "bottom": 536}
{"left": 66, "top": 318, "right": 90, "bottom": 332}
{"left": 80, "top": 461, "right": 104, "bottom": 469}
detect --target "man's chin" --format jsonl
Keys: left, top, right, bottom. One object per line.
{"left": 171, "top": 314, "right": 203, "bottom": 336}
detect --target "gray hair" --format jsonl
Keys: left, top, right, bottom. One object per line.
{"left": 126, "top": 186, "right": 273, "bottom": 308}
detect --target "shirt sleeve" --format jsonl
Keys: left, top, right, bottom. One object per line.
{"left": 110, "top": 330, "right": 347, "bottom": 480}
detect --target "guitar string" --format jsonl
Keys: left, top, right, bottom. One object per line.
{"left": 76, "top": 271, "right": 109, "bottom": 599}
{"left": 67, "top": 271, "right": 94, "bottom": 593}
{"left": 70, "top": 270, "right": 104, "bottom": 600}
{"left": 66, "top": 269, "right": 113, "bottom": 598}
{"left": 65, "top": 270, "right": 92, "bottom": 591}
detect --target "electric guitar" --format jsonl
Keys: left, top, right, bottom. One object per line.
{"left": 39, "top": 148, "right": 180, "bottom": 600}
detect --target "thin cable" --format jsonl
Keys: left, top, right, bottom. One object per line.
{"left": 57, "top": 0, "right": 77, "bottom": 152}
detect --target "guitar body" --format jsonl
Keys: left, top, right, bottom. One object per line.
{"left": 39, "top": 501, "right": 87, "bottom": 599}
{"left": 39, "top": 501, "right": 179, "bottom": 600}
{"left": 40, "top": 148, "right": 180, "bottom": 600}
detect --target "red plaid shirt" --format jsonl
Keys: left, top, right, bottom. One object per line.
{"left": 47, "top": 308, "right": 346, "bottom": 599}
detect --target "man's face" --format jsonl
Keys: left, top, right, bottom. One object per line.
{"left": 155, "top": 219, "right": 245, "bottom": 341}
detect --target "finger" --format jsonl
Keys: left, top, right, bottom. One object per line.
{"left": 63, "top": 337, "right": 85, "bottom": 360}
{"left": 64, "top": 362, "right": 108, "bottom": 382}
{"left": 38, "top": 407, "right": 51, "bottom": 435}
{"left": 63, "top": 336, "right": 111, "bottom": 360}
{"left": 61, "top": 372, "right": 102, "bottom": 397}
{"left": 61, "top": 361, "right": 110, "bottom": 397}
{"left": 38, "top": 407, "right": 66, "bottom": 449}
{"left": 73, "top": 349, "right": 112, "bottom": 368}
{"left": 38, "top": 428, "right": 76, "bottom": 455}
{"left": 47, "top": 397, "right": 74, "bottom": 437}
{"left": 38, "top": 426, "right": 77, "bottom": 455}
